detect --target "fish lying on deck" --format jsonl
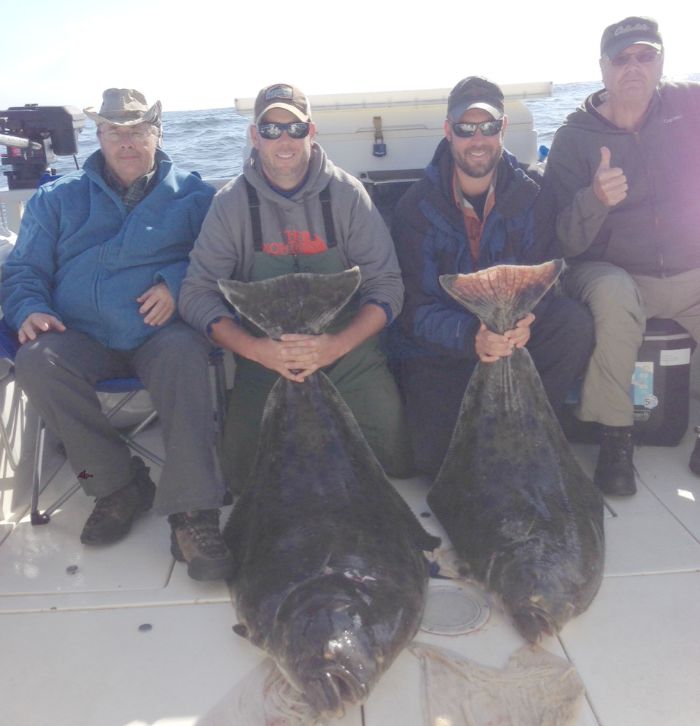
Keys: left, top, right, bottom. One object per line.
{"left": 427, "top": 260, "right": 604, "bottom": 643}
{"left": 218, "top": 267, "right": 440, "bottom": 719}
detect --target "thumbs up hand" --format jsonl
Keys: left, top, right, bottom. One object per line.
{"left": 593, "top": 146, "right": 628, "bottom": 207}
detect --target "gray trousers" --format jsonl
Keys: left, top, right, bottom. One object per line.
{"left": 564, "top": 262, "right": 700, "bottom": 427}
{"left": 14, "top": 322, "right": 225, "bottom": 515}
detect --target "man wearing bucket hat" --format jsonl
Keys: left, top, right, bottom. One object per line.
{"left": 540, "top": 17, "right": 700, "bottom": 495}
{"left": 179, "top": 82, "right": 412, "bottom": 491}
{"left": 1, "top": 88, "right": 233, "bottom": 580}
{"left": 389, "top": 76, "right": 594, "bottom": 476}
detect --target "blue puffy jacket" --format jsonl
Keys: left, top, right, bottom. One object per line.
{"left": 1, "top": 149, "right": 214, "bottom": 349}
{"left": 391, "top": 138, "right": 539, "bottom": 360}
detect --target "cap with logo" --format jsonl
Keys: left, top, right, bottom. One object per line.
{"left": 254, "top": 84, "right": 312, "bottom": 124}
{"left": 600, "top": 16, "right": 663, "bottom": 59}
{"left": 447, "top": 77, "right": 505, "bottom": 122}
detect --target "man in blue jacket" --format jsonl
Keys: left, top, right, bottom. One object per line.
{"left": 391, "top": 76, "right": 594, "bottom": 476}
{"left": 0, "top": 88, "right": 232, "bottom": 580}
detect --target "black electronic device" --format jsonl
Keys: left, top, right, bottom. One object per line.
{"left": 0, "top": 105, "right": 86, "bottom": 190}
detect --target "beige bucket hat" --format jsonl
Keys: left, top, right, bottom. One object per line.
{"left": 83, "top": 88, "right": 162, "bottom": 126}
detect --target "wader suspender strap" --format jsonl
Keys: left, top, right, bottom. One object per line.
{"left": 244, "top": 178, "right": 337, "bottom": 251}
{"left": 319, "top": 183, "right": 337, "bottom": 248}
{"left": 245, "top": 180, "right": 264, "bottom": 252}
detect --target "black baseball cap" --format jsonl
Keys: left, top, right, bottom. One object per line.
{"left": 600, "top": 16, "right": 663, "bottom": 59}
{"left": 447, "top": 76, "right": 504, "bottom": 121}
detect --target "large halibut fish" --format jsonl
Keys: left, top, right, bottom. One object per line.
{"left": 427, "top": 260, "right": 604, "bottom": 643}
{"left": 218, "top": 268, "right": 440, "bottom": 719}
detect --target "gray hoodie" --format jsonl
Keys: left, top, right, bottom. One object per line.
{"left": 541, "top": 81, "right": 700, "bottom": 276}
{"left": 179, "top": 143, "right": 403, "bottom": 333}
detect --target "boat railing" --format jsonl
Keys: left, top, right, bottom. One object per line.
{"left": 0, "top": 188, "right": 29, "bottom": 239}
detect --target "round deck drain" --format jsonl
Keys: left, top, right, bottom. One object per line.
{"left": 420, "top": 580, "right": 490, "bottom": 635}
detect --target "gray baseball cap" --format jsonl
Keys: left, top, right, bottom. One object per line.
{"left": 254, "top": 83, "right": 312, "bottom": 124}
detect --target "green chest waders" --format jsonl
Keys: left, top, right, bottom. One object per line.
{"left": 221, "top": 182, "right": 412, "bottom": 493}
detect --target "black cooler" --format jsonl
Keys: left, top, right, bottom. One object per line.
{"left": 564, "top": 318, "right": 696, "bottom": 446}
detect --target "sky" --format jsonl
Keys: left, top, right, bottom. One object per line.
{"left": 1, "top": 0, "right": 698, "bottom": 112}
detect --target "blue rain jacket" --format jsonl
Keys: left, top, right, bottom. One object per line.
{"left": 1, "top": 149, "right": 214, "bottom": 349}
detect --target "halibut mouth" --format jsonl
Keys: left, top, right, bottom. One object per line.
{"left": 305, "top": 666, "right": 368, "bottom": 718}
{"left": 512, "top": 604, "right": 556, "bottom": 644}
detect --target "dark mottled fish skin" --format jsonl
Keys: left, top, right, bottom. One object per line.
{"left": 427, "top": 261, "right": 604, "bottom": 643}
{"left": 218, "top": 268, "right": 440, "bottom": 718}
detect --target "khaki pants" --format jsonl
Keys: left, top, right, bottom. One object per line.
{"left": 564, "top": 262, "right": 700, "bottom": 426}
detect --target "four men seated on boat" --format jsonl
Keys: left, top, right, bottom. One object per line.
{"left": 0, "top": 89, "right": 235, "bottom": 580}
{"left": 179, "top": 83, "right": 413, "bottom": 493}
{"left": 539, "top": 16, "right": 700, "bottom": 495}
{"left": 2, "top": 13, "right": 698, "bottom": 546}
{"left": 387, "top": 76, "right": 594, "bottom": 476}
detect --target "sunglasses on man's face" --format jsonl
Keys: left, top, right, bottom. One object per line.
{"left": 610, "top": 49, "right": 660, "bottom": 67}
{"left": 257, "top": 122, "right": 310, "bottom": 140}
{"left": 450, "top": 119, "right": 503, "bottom": 139}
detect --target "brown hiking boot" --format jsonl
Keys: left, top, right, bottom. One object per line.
{"left": 169, "top": 509, "right": 234, "bottom": 581}
{"left": 80, "top": 457, "right": 156, "bottom": 545}
{"left": 594, "top": 425, "right": 636, "bottom": 496}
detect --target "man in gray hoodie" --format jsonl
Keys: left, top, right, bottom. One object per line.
{"left": 179, "top": 83, "right": 411, "bottom": 492}
{"left": 541, "top": 17, "right": 700, "bottom": 495}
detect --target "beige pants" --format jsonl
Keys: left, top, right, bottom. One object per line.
{"left": 564, "top": 262, "right": 700, "bottom": 427}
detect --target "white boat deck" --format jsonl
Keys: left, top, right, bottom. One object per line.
{"left": 2, "top": 91, "right": 699, "bottom": 723}
{"left": 1, "top": 391, "right": 699, "bottom": 726}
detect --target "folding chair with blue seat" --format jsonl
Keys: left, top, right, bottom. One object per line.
{"left": 0, "top": 319, "right": 227, "bottom": 525}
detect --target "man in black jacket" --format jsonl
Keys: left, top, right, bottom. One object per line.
{"left": 391, "top": 77, "right": 593, "bottom": 476}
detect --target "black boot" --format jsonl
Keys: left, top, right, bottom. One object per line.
{"left": 80, "top": 457, "right": 156, "bottom": 544}
{"left": 594, "top": 425, "right": 636, "bottom": 496}
{"left": 689, "top": 426, "right": 700, "bottom": 476}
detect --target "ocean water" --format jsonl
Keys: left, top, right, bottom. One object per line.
{"left": 1, "top": 77, "right": 697, "bottom": 190}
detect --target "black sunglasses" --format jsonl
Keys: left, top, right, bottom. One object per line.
{"left": 257, "top": 122, "right": 310, "bottom": 140}
{"left": 451, "top": 119, "right": 503, "bottom": 138}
